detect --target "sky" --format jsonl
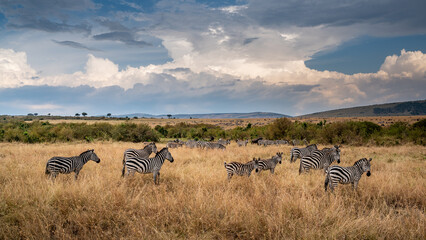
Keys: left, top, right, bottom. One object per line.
{"left": 0, "top": 0, "right": 425, "bottom": 116}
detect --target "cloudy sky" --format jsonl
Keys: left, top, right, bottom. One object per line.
{"left": 0, "top": 0, "right": 425, "bottom": 116}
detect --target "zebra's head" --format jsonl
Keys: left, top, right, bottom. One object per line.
{"left": 365, "top": 158, "right": 372, "bottom": 176}
{"left": 254, "top": 157, "right": 260, "bottom": 172}
{"left": 162, "top": 147, "right": 174, "bottom": 163}
{"left": 332, "top": 145, "right": 341, "bottom": 164}
{"left": 145, "top": 142, "right": 158, "bottom": 153}
{"left": 88, "top": 149, "right": 101, "bottom": 163}
{"left": 274, "top": 152, "right": 283, "bottom": 164}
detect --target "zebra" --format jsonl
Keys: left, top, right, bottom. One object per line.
{"left": 275, "top": 140, "right": 288, "bottom": 145}
{"left": 45, "top": 149, "right": 101, "bottom": 180}
{"left": 251, "top": 137, "right": 263, "bottom": 144}
{"left": 236, "top": 139, "right": 248, "bottom": 147}
{"left": 254, "top": 152, "right": 283, "bottom": 174}
{"left": 258, "top": 139, "right": 276, "bottom": 146}
{"left": 203, "top": 142, "right": 226, "bottom": 150}
{"left": 224, "top": 158, "right": 259, "bottom": 180}
{"left": 218, "top": 139, "right": 231, "bottom": 145}
{"left": 185, "top": 140, "right": 198, "bottom": 148}
{"left": 299, "top": 145, "right": 341, "bottom": 175}
{"left": 122, "top": 147, "right": 174, "bottom": 184}
{"left": 166, "top": 141, "right": 183, "bottom": 148}
{"left": 290, "top": 144, "right": 318, "bottom": 163}
{"left": 325, "top": 158, "right": 372, "bottom": 192}
{"left": 122, "top": 143, "right": 157, "bottom": 171}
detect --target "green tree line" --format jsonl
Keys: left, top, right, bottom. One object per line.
{"left": 0, "top": 118, "right": 424, "bottom": 145}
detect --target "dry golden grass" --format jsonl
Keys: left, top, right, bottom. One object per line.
{"left": 0, "top": 142, "right": 425, "bottom": 239}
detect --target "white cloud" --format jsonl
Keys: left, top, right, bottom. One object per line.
{"left": 0, "top": 49, "right": 39, "bottom": 88}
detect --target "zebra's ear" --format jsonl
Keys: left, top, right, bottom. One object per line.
{"left": 369, "top": 158, "right": 372, "bottom": 162}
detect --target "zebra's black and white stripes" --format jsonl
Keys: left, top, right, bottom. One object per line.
{"left": 299, "top": 146, "right": 341, "bottom": 174}
{"left": 255, "top": 152, "right": 283, "bottom": 174}
{"left": 325, "top": 158, "right": 372, "bottom": 192}
{"left": 224, "top": 158, "right": 258, "bottom": 180}
{"left": 122, "top": 147, "right": 174, "bottom": 184}
{"left": 290, "top": 144, "right": 318, "bottom": 163}
{"left": 45, "top": 149, "right": 101, "bottom": 180}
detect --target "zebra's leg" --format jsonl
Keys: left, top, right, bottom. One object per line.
{"left": 152, "top": 172, "right": 160, "bottom": 184}
{"left": 353, "top": 181, "right": 358, "bottom": 191}
{"left": 227, "top": 173, "right": 233, "bottom": 180}
{"left": 329, "top": 180, "right": 336, "bottom": 193}
{"left": 270, "top": 168, "right": 275, "bottom": 174}
{"left": 74, "top": 170, "right": 80, "bottom": 180}
{"left": 299, "top": 162, "right": 304, "bottom": 175}
{"left": 324, "top": 176, "right": 329, "bottom": 192}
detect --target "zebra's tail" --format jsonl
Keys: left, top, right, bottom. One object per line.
{"left": 121, "top": 154, "right": 126, "bottom": 177}
{"left": 224, "top": 161, "right": 227, "bottom": 167}
{"left": 290, "top": 149, "right": 294, "bottom": 163}
{"left": 45, "top": 168, "right": 50, "bottom": 175}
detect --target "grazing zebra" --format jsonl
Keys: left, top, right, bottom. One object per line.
{"left": 290, "top": 144, "right": 318, "bottom": 163}
{"left": 45, "top": 149, "right": 101, "bottom": 180}
{"left": 224, "top": 158, "right": 259, "bottom": 180}
{"left": 122, "top": 143, "right": 157, "bottom": 170}
{"left": 325, "top": 158, "right": 372, "bottom": 192}
{"left": 275, "top": 140, "right": 288, "bottom": 145}
{"left": 258, "top": 139, "right": 276, "bottom": 146}
{"left": 299, "top": 146, "right": 341, "bottom": 175}
{"left": 166, "top": 141, "right": 183, "bottom": 148}
{"left": 255, "top": 152, "right": 283, "bottom": 174}
{"left": 236, "top": 139, "right": 248, "bottom": 147}
{"left": 122, "top": 147, "right": 174, "bottom": 184}
{"left": 251, "top": 137, "right": 263, "bottom": 144}
{"left": 218, "top": 139, "right": 231, "bottom": 145}
{"left": 185, "top": 140, "right": 198, "bottom": 148}
{"left": 204, "top": 142, "right": 226, "bottom": 150}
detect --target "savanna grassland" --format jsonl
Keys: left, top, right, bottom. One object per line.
{"left": 0, "top": 142, "right": 425, "bottom": 239}
{"left": 27, "top": 115, "right": 426, "bottom": 128}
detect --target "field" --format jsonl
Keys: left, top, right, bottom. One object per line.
{"left": 0, "top": 142, "right": 425, "bottom": 239}
{"left": 30, "top": 115, "right": 426, "bottom": 129}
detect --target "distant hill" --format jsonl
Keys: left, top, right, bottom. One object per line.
{"left": 115, "top": 112, "right": 289, "bottom": 119}
{"left": 299, "top": 100, "right": 426, "bottom": 118}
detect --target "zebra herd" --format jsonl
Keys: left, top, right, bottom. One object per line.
{"left": 223, "top": 144, "right": 372, "bottom": 192}
{"left": 45, "top": 141, "right": 372, "bottom": 191}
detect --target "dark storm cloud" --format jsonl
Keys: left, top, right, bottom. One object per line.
{"left": 52, "top": 40, "right": 100, "bottom": 51}
{"left": 0, "top": 0, "right": 96, "bottom": 33}
{"left": 243, "top": 37, "right": 258, "bottom": 45}
{"left": 93, "top": 32, "right": 152, "bottom": 47}
{"left": 245, "top": 0, "right": 426, "bottom": 30}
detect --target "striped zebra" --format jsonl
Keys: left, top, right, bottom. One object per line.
{"left": 299, "top": 145, "right": 341, "bottom": 175}
{"left": 204, "top": 142, "right": 226, "bottom": 150}
{"left": 258, "top": 139, "right": 276, "bottom": 146}
{"left": 122, "top": 143, "right": 157, "bottom": 168}
{"left": 290, "top": 144, "right": 318, "bottom": 163}
{"left": 224, "top": 158, "right": 259, "bottom": 180}
{"left": 218, "top": 139, "right": 231, "bottom": 145}
{"left": 325, "top": 158, "right": 372, "bottom": 192}
{"left": 255, "top": 152, "right": 283, "bottom": 174}
{"left": 45, "top": 149, "right": 100, "bottom": 180}
{"left": 166, "top": 141, "right": 183, "bottom": 148}
{"left": 121, "top": 147, "right": 174, "bottom": 184}
{"left": 236, "top": 139, "right": 248, "bottom": 147}
{"left": 185, "top": 140, "right": 197, "bottom": 148}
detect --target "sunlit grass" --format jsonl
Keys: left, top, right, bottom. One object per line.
{"left": 0, "top": 142, "right": 424, "bottom": 239}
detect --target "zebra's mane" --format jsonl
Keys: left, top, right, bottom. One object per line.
{"left": 79, "top": 149, "right": 93, "bottom": 156}
{"left": 156, "top": 147, "right": 169, "bottom": 155}
{"left": 143, "top": 143, "right": 155, "bottom": 149}
{"left": 354, "top": 158, "right": 369, "bottom": 166}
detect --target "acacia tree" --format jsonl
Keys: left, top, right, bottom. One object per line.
{"left": 82, "top": 112, "right": 88, "bottom": 117}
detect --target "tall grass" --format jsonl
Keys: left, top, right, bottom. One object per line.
{"left": 0, "top": 142, "right": 424, "bottom": 239}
